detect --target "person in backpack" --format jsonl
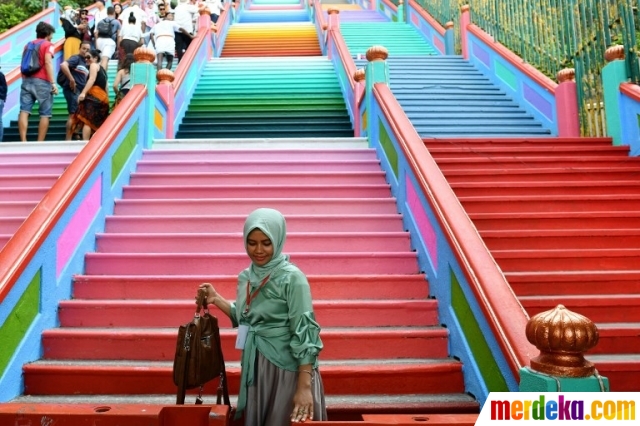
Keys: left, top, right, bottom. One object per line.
{"left": 95, "top": 6, "right": 122, "bottom": 71}
{"left": 58, "top": 41, "right": 91, "bottom": 140}
{"left": 198, "top": 208, "right": 327, "bottom": 425}
{"left": 69, "top": 49, "right": 110, "bottom": 141}
{"left": 18, "top": 21, "right": 58, "bottom": 142}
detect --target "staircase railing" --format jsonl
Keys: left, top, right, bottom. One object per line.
{"left": 410, "top": 0, "right": 639, "bottom": 138}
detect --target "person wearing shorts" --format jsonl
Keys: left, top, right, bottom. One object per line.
{"left": 19, "top": 21, "right": 58, "bottom": 142}
{"left": 95, "top": 7, "right": 121, "bottom": 70}
{"left": 151, "top": 12, "right": 192, "bottom": 71}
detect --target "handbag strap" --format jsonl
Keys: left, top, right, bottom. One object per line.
{"left": 175, "top": 323, "right": 194, "bottom": 405}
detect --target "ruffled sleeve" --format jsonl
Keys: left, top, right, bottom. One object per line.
{"left": 286, "top": 270, "right": 323, "bottom": 365}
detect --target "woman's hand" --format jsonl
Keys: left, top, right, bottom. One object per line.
{"left": 78, "top": 93, "right": 85, "bottom": 102}
{"left": 198, "top": 282, "right": 219, "bottom": 306}
{"left": 290, "top": 381, "right": 314, "bottom": 423}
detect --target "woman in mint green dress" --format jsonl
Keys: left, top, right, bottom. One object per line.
{"left": 200, "top": 208, "right": 327, "bottom": 425}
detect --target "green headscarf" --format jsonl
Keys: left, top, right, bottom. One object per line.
{"left": 243, "top": 208, "right": 290, "bottom": 286}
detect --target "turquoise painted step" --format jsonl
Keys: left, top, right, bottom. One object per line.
{"left": 176, "top": 57, "right": 352, "bottom": 139}
{"left": 340, "top": 22, "right": 437, "bottom": 56}
{"left": 355, "top": 55, "right": 551, "bottom": 137}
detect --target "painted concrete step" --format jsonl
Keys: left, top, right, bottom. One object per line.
{"left": 152, "top": 137, "right": 369, "bottom": 150}
{"left": 0, "top": 141, "right": 86, "bottom": 153}
{"left": 0, "top": 152, "right": 78, "bottom": 163}
{"left": 493, "top": 248, "right": 640, "bottom": 272}
{"left": 434, "top": 156, "right": 640, "bottom": 170}
{"left": 95, "top": 232, "right": 412, "bottom": 253}
{"left": 0, "top": 187, "right": 50, "bottom": 202}
{"left": 113, "top": 198, "right": 400, "bottom": 216}
{"left": 427, "top": 146, "right": 630, "bottom": 157}
{"left": 120, "top": 184, "right": 392, "bottom": 200}
{"left": 0, "top": 201, "right": 37, "bottom": 216}
{"left": 585, "top": 354, "right": 640, "bottom": 391}
{"left": 135, "top": 159, "right": 382, "bottom": 173}
{"left": 141, "top": 149, "right": 377, "bottom": 161}
{"left": 451, "top": 181, "right": 640, "bottom": 197}
{"left": 586, "top": 323, "right": 640, "bottom": 355}
{"left": 481, "top": 229, "right": 640, "bottom": 250}
{"left": 83, "top": 252, "right": 420, "bottom": 275}
{"left": 104, "top": 214, "right": 406, "bottom": 234}
{"left": 506, "top": 271, "right": 640, "bottom": 297}
{"left": 129, "top": 171, "right": 387, "bottom": 186}
{"left": 0, "top": 162, "right": 70, "bottom": 175}
{"left": 72, "top": 275, "right": 430, "bottom": 301}
{"left": 6, "top": 394, "right": 479, "bottom": 417}
{"left": 423, "top": 137, "right": 613, "bottom": 148}
{"left": 442, "top": 167, "right": 640, "bottom": 183}
{"left": 43, "top": 325, "right": 446, "bottom": 360}
{"left": 0, "top": 217, "right": 23, "bottom": 233}
{"left": 469, "top": 211, "right": 640, "bottom": 231}
{"left": 459, "top": 195, "right": 640, "bottom": 214}
{"left": 520, "top": 295, "right": 640, "bottom": 323}
{"left": 57, "top": 299, "right": 437, "bottom": 328}
{"left": 22, "top": 359, "right": 465, "bottom": 396}
{"left": 0, "top": 174, "right": 59, "bottom": 187}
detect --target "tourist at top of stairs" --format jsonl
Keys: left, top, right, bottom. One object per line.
{"left": 199, "top": 208, "right": 328, "bottom": 425}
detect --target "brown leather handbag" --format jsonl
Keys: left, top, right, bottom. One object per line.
{"left": 173, "top": 291, "right": 230, "bottom": 406}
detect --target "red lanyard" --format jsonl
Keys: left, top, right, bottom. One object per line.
{"left": 244, "top": 275, "right": 270, "bottom": 314}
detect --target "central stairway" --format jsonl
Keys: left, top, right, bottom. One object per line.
{"left": 19, "top": 140, "right": 478, "bottom": 419}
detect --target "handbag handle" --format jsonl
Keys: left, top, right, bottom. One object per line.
{"left": 195, "top": 289, "right": 207, "bottom": 314}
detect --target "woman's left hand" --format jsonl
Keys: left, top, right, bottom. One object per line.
{"left": 78, "top": 93, "right": 85, "bottom": 102}
{"left": 290, "top": 386, "right": 314, "bottom": 423}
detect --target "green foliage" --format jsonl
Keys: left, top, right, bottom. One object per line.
{"left": 0, "top": 0, "right": 95, "bottom": 32}
{"left": 0, "top": 4, "right": 30, "bottom": 31}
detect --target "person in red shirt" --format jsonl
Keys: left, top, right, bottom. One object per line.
{"left": 18, "top": 21, "right": 58, "bottom": 142}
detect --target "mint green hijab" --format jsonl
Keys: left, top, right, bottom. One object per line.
{"left": 243, "top": 208, "right": 290, "bottom": 286}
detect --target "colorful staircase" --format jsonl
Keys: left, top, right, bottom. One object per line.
{"left": 423, "top": 136, "right": 640, "bottom": 391}
{"left": 17, "top": 140, "right": 479, "bottom": 418}
{"left": 175, "top": 57, "right": 353, "bottom": 139}
{"left": 220, "top": 22, "right": 322, "bottom": 56}
{"left": 0, "top": 142, "right": 84, "bottom": 250}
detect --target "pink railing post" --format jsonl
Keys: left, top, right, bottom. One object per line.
{"left": 555, "top": 68, "right": 580, "bottom": 137}
{"left": 353, "top": 68, "right": 365, "bottom": 137}
{"left": 460, "top": 5, "right": 470, "bottom": 60}
{"left": 156, "top": 69, "right": 176, "bottom": 138}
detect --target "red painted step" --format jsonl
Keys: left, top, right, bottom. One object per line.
{"left": 425, "top": 136, "right": 640, "bottom": 391}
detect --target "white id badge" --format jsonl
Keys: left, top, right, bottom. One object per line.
{"left": 236, "top": 324, "right": 249, "bottom": 349}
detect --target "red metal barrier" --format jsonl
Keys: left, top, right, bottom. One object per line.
{"left": 0, "top": 404, "right": 230, "bottom": 426}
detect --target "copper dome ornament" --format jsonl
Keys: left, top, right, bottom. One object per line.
{"left": 366, "top": 46, "right": 389, "bottom": 62}
{"left": 133, "top": 46, "right": 156, "bottom": 64}
{"left": 353, "top": 68, "right": 365, "bottom": 83}
{"left": 557, "top": 68, "right": 575, "bottom": 83}
{"left": 604, "top": 45, "right": 625, "bottom": 62}
{"left": 156, "top": 69, "right": 175, "bottom": 85}
{"left": 526, "top": 305, "right": 599, "bottom": 378}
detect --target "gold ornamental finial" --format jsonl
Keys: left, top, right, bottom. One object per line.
{"left": 526, "top": 305, "right": 599, "bottom": 378}
{"left": 353, "top": 68, "right": 365, "bottom": 82}
{"left": 604, "top": 45, "right": 625, "bottom": 62}
{"left": 366, "top": 46, "right": 389, "bottom": 62}
{"left": 133, "top": 46, "right": 156, "bottom": 64}
{"left": 556, "top": 68, "right": 575, "bottom": 83}
{"left": 157, "top": 69, "right": 175, "bottom": 85}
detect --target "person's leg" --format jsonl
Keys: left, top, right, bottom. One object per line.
{"left": 18, "top": 112, "right": 30, "bottom": 142}
{"left": 156, "top": 52, "right": 164, "bottom": 71}
{"left": 18, "top": 80, "right": 36, "bottom": 142}
{"left": 35, "top": 79, "right": 54, "bottom": 142}
{"left": 165, "top": 53, "right": 174, "bottom": 70}
{"left": 37, "top": 116, "right": 51, "bottom": 142}
{"left": 82, "top": 123, "right": 92, "bottom": 140}
{"left": 63, "top": 87, "right": 79, "bottom": 140}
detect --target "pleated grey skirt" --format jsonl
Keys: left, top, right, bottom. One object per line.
{"left": 244, "top": 351, "right": 327, "bottom": 426}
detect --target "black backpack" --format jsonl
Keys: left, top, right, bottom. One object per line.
{"left": 21, "top": 40, "right": 44, "bottom": 76}
{"left": 97, "top": 17, "right": 114, "bottom": 38}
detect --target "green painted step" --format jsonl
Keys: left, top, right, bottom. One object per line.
{"left": 340, "top": 22, "right": 437, "bottom": 56}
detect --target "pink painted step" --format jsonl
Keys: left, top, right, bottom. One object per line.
{"left": 58, "top": 299, "right": 438, "bottom": 328}
{"left": 0, "top": 234, "right": 9, "bottom": 247}
{"left": 0, "top": 152, "right": 78, "bottom": 164}
{"left": 507, "top": 271, "right": 640, "bottom": 297}
{"left": 0, "top": 174, "right": 59, "bottom": 187}
{"left": 43, "top": 326, "right": 447, "bottom": 361}
{"left": 113, "top": 198, "right": 400, "bottom": 215}
{"left": 84, "top": 252, "right": 420, "bottom": 275}
{"left": 423, "top": 137, "right": 613, "bottom": 148}
{"left": 141, "top": 149, "right": 378, "bottom": 161}
{"left": 459, "top": 195, "right": 640, "bottom": 214}
{"left": 135, "top": 160, "right": 382, "bottom": 173}
{"left": 129, "top": 171, "right": 387, "bottom": 186}
{"left": 0, "top": 218, "right": 25, "bottom": 233}
{"left": 0, "top": 163, "right": 70, "bottom": 175}
{"left": 434, "top": 156, "right": 640, "bottom": 171}
{"left": 470, "top": 211, "right": 640, "bottom": 231}
{"left": 0, "top": 201, "right": 37, "bottom": 216}
{"left": 520, "top": 295, "right": 640, "bottom": 323}
{"left": 481, "top": 229, "right": 640, "bottom": 250}
{"left": 493, "top": 248, "right": 640, "bottom": 272}
{"left": 0, "top": 187, "right": 50, "bottom": 202}
{"left": 451, "top": 181, "right": 640, "bottom": 197}
{"left": 442, "top": 167, "right": 640, "bottom": 183}
{"left": 104, "top": 214, "right": 406, "bottom": 233}
{"left": 23, "top": 361, "right": 465, "bottom": 395}
{"left": 428, "top": 146, "right": 630, "bottom": 157}
{"left": 121, "top": 184, "right": 392, "bottom": 199}
{"left": 95, "top": 232, "right": 412, "bottom": 253}
{"left": 72, "top": 274, "right": 430, "bottom": 300}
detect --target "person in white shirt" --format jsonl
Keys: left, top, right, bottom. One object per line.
{"left": 118, "top": 14, "right": 144, "bottom": 64}
{"left": 90, "top": 0, "right": 109, "bottom": 36}
{"left": 119, "top": 0, "right": 147, "bottom": 33}
{"left": 151, "top": 12, "right": 193, "bottom": 71}
{"left": 173, "top": 0, "right": 198, "bottom": 62}
{"left": 205, "top": 0, "right": 222, "bottom": 24}
{"left": 95, "top": 6, "right": 122, "bottom": 70}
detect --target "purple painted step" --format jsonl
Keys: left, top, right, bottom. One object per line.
{"left": 72, "top": 274, "right": 430, "bottom": 301}
{"left": 121, "top": 184, "right": 392, "bottom": 199}
{"left": 84, "top": 252, "right": 420, "bottom": 275}
{"left": 113, "top": 198, "right": 400, "bottom": 215}
{"left": 95, "top": 232, "right": 412, "bottom": 253}
{"left": 129, "top": 171, "right": 387, "bottom": 186}
{"left": 104, "top": 214, "right": 406, "bottom": 233}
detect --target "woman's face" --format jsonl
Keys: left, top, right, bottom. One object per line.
{"left": 246, "top": 229, "right": 274, "bottom": 267}
{"left": 114, "top": 4, "right": 122, "bottom": 13}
